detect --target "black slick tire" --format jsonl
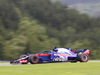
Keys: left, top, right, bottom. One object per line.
{"left": 78, "top": 53, "right": 89, "bottom": 62}
{"left": 29, "top": 55, "right": 39, "bottom": 64}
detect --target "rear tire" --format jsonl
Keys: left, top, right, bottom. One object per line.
{"left": 78, "top": 54, "right": 89, "bottom": 62}
{"left": 29, "top": 55, "right": 39, "bottom": 64}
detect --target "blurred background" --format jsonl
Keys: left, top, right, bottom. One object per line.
{"left": 0, "top": 0, "right": 100, "bottom": 60}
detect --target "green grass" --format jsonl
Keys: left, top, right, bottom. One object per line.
{"left": 0, "top": 62, "right": 100, "bottom": 75}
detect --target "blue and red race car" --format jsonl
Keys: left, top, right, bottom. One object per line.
{"left": 10, "top": 47, "right": 90, "bottom": 64}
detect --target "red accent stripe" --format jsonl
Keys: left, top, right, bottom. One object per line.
{"left": 72, "top": 50, "right": 75, "bottom": 53}
{"left": 38, "top": 54, "right": 51, "bottom": 56}
{"left": 20, "top": 60, "right": 28, "bottom": 63}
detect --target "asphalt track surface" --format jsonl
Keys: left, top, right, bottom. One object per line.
{"left": 0, "top": 61, "right": 100, "bottom": 66}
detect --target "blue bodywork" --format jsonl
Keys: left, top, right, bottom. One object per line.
{"left": 36, "top": 48, "right": 89, "bottom": 62}
{"left": 10, "top": 48, "right": 90, "bottom": 64}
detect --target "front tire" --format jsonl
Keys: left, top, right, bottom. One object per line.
{"left": 29, "top": 55, "right": 39, "bottom": 64}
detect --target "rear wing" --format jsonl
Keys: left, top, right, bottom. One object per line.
{"left": 80, "top": 49, "right": 90, "bottom": 55}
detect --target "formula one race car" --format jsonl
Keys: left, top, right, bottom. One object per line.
{"left": 10, "top": 47, "right": 90, "bottom": 64}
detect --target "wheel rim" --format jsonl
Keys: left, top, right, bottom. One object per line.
{"left": 82, "top": 55, "right": 88, "bottom": 61}
{"left": 31, "top": 55, "right": 39, "bottom": 63}
{"left": 33, "top": 56, "right": 38, "bottom": 62}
